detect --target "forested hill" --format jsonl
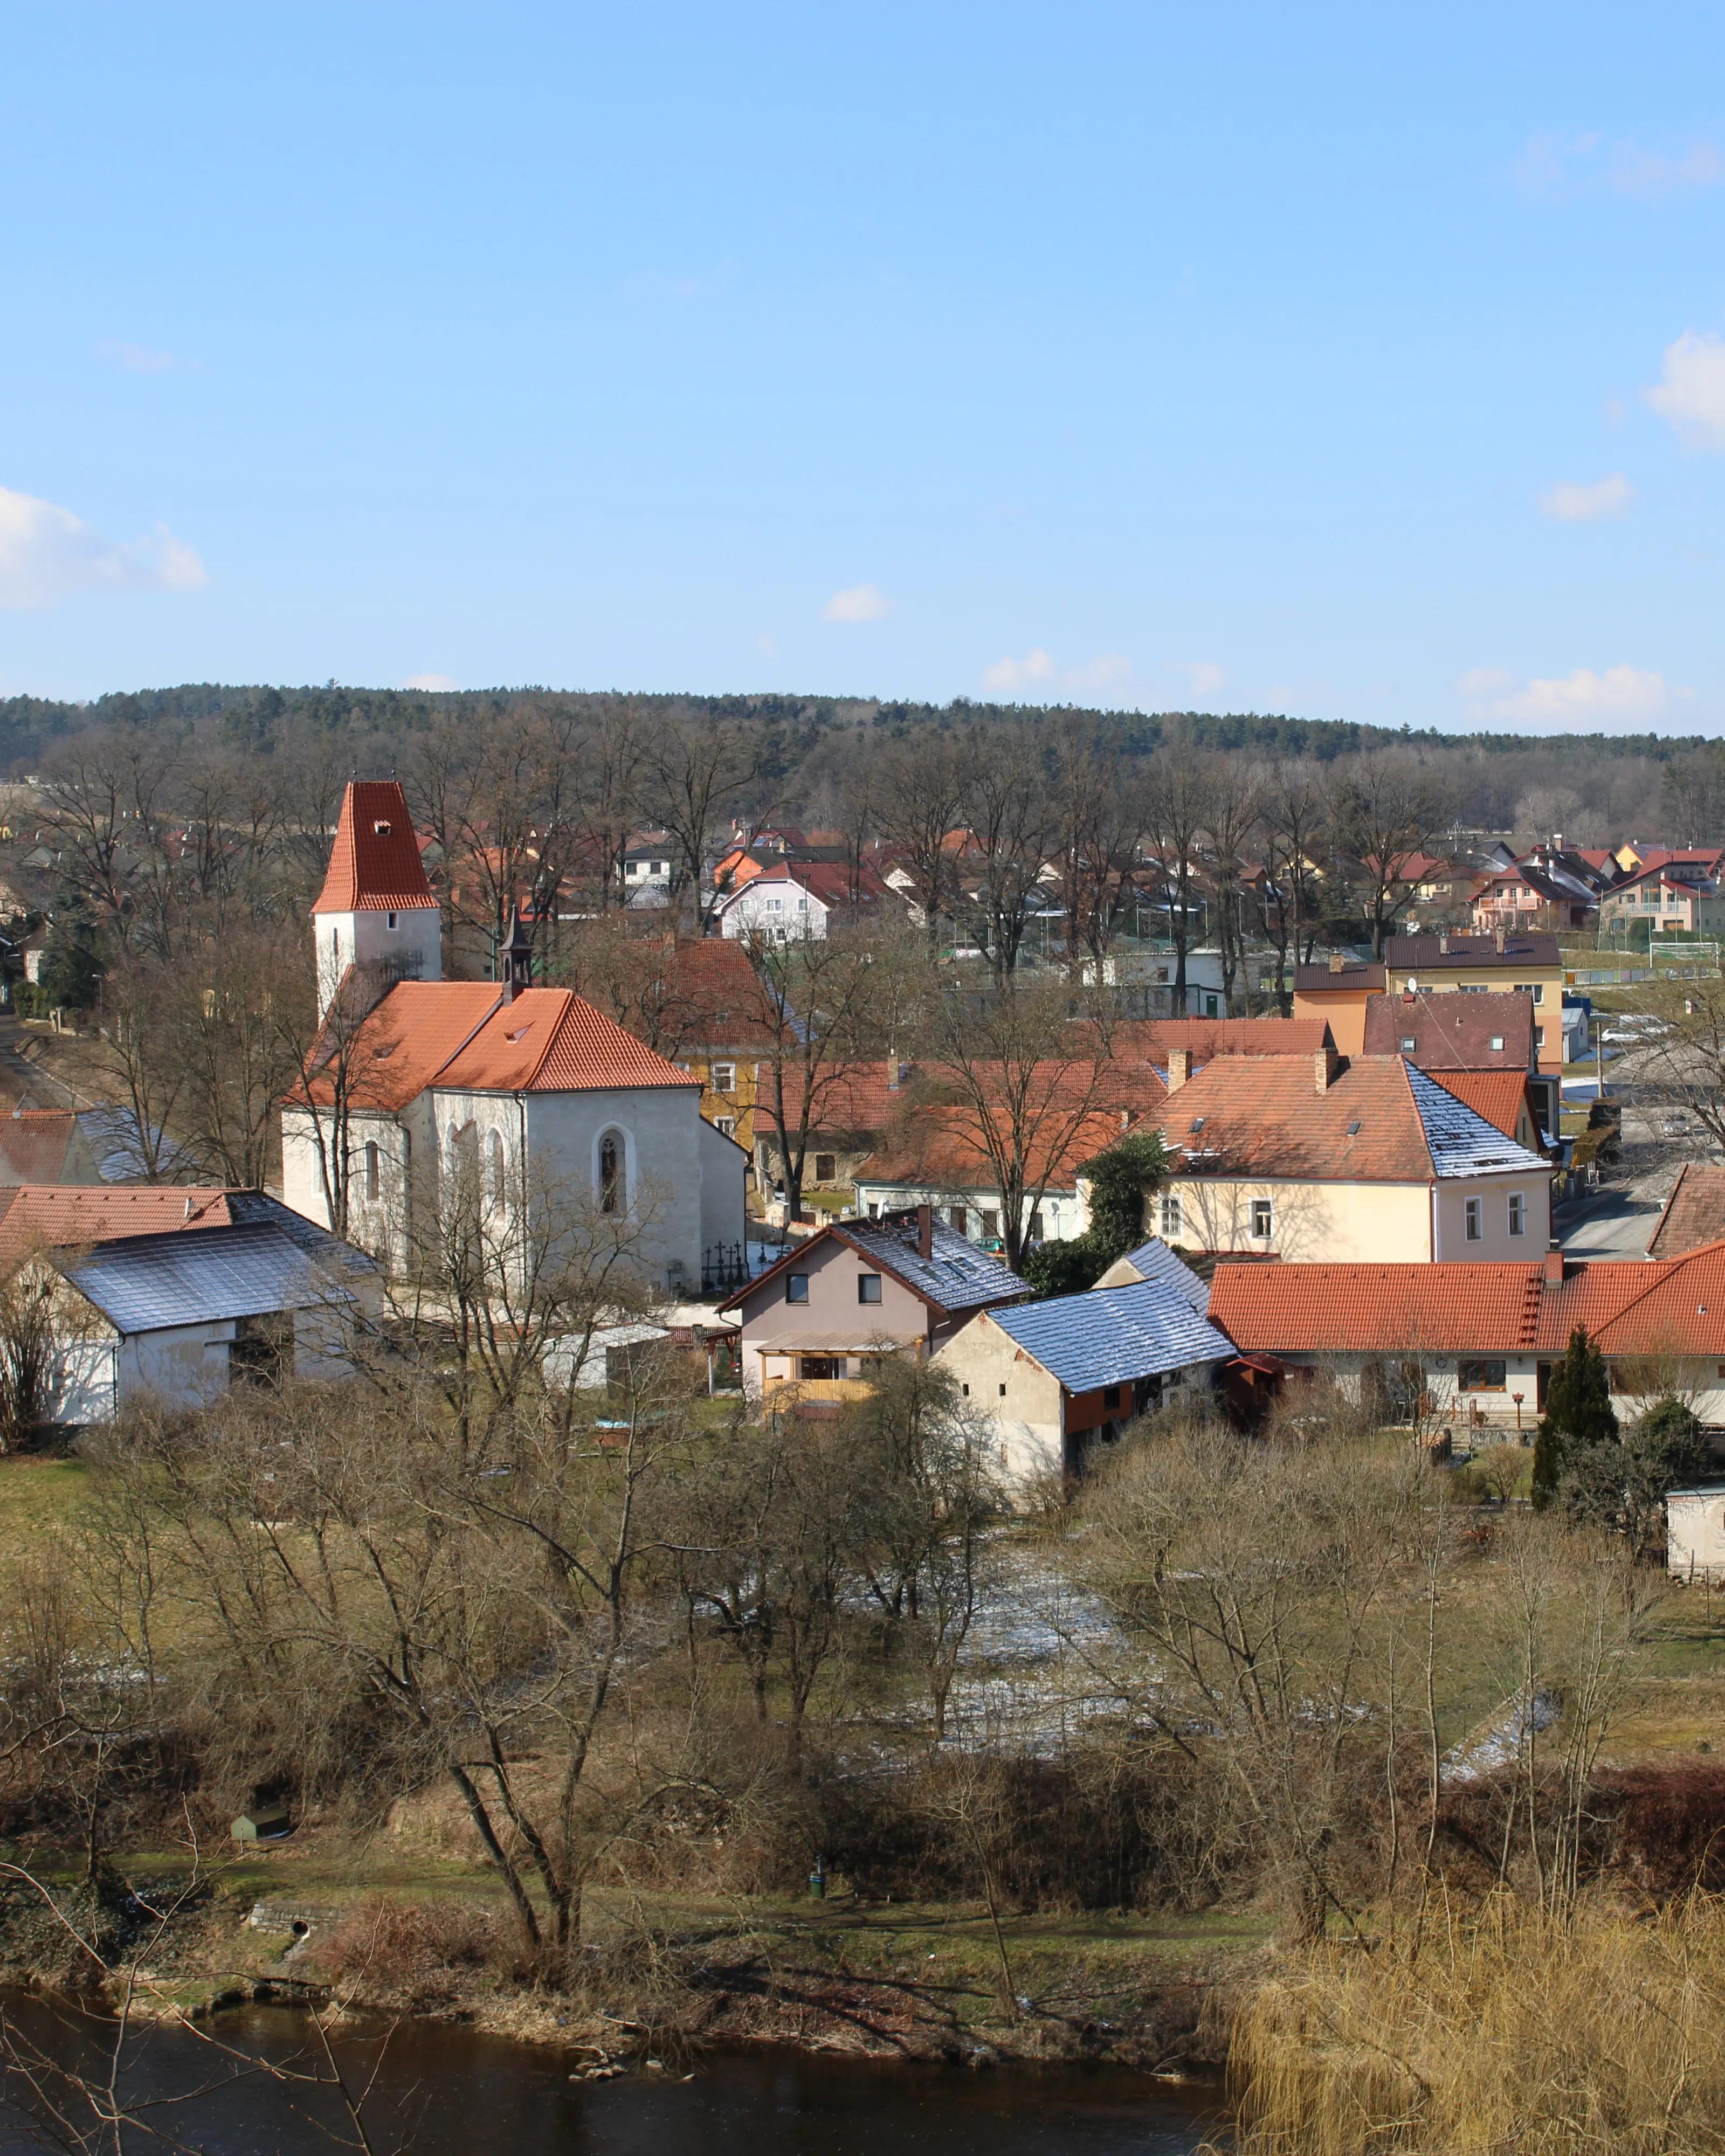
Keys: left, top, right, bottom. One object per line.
{"left": 0, "top": 680, "right": 1709, "bottom": 775}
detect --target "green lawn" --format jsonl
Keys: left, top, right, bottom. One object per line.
{"left": 0, "top": 1454, "right": 89, "bottom": 1543}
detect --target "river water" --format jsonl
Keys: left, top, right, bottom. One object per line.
{"left": 0, "top": 1998, "right": 1224, "bottom": 2154}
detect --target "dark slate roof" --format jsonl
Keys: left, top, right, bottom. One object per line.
{"left": 1115, "top": 1236, "right": 1210, "bottom": 1311}
{"left": 842, "top": 1214, "right": 1025, "bottom": 1315}
{"left": 1383, "top": 931, "right": 1561, "bottom": 970}
{"left": 60, "top": 1221, "right": 369, "bottom": 1335}
{"left": 985, "top": 1278, "right": 1235, "bottom": 1391}
{"left": 1404, "top": 1062, "right": 1548, "bottom": 1179}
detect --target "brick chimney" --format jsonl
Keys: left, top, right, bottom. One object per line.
{"left": 1328, "top": 952, "right": 1346, "bottom": 974}
{"left": 887, "top": 1052, "right": 900, "bottom": 1092}
{"left": 1167, "top": 1047, "right": 1190, "bottom": 1092}
{"left": 1438, "top": 932, "right": 1449, "bottom": 955}
{"left": 1495, "top": 924, "right": 1507, "bottom": 954}
{"left": 916, "top": 1202, "right": 933, "bottom": 1258}
{"left": 1543, "top": 1239, "right": 1564, "bottom": 1284}
{"left": 1315, "top": 1046, "right": 1340, "bottom": 1093}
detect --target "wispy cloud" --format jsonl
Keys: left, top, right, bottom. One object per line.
{"left": 1645, "top": 330, "right": 1725, "bottom": 447}
{"left": 1539, "top": 472, "right": 1633, "bottom": 521}
{"left": 822, "top": 582, "right": 894, "bottom": 624}
{"left": 403, "top": 672, "right": 458, "bottom": 692}
{"left": 94, "top": 339, "right": 195, "bottom": 373}
{"left": 1180, "top": 660, "right": 1227, "bottom": 697}
{"left": 0, "top": 485, "right": 207, "bottom": 610}
{"left": 1459, "top": 663, "right": 1669, "bottom": 730}
{"left": 980, "top": 648, "right": 1135, "bottom": 699}
{"left": 1516, "top": 132, "right": 1725, "bottom": 200}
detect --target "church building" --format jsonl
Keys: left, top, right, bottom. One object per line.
{"left": 282, "top": 782, "right": 747, "bottom": 1294}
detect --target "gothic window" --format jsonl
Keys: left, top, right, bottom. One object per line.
{"left": 363, "top": 1140, "right": 380, "bottom": 1200}
{"left": 599, "top": 1130, "right": 624, "bottom": 1215}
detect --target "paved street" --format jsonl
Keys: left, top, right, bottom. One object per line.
{"left": 1556, "top": 1181, "right": 1665, "bottom": 1261}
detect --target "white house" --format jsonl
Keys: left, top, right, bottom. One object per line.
{"left": 715, "top": 860, "right": 886, "bottom": 944}
{"left": 282, "top": 784, "right": 747, "bottom": 1294}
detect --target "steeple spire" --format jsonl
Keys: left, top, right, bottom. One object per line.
{"left": 498, "top": 905, "right": 534, "bottom": 1003}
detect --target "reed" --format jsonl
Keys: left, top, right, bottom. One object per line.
{"left": 1225, "top": 1894, "right": 1725, "bottom": 2154}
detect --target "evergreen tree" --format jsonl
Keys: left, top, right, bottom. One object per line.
{"left": 1531, "top": 1324, "right": 1617, "bottom": 1509}
{"left": 1020, "top": 1132, "right": 1169, "bottom": 1298}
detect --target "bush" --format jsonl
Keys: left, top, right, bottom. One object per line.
{"left": 316, "top": 1895, "right": 516, "bottom": 2006}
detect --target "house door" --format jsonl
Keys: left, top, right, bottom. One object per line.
{"left": 1536, "top": 1362, "right": 1551, "bottom": 1410}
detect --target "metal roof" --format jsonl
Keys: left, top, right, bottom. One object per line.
{"left": 984, "top": 1277, "right": 1235, "bottom": 1392}
{"left": 1405, "top": 1062, "right": 1548, "bottom": 1179}
{"left": 841, "top": 1215, "right": 1025, "bottom": 1314}
{"left": 59, "top": 1222, "right": 362, "bottom": 1336}
{"left": 1116, "top": 1236, "right": 1211, "bottom": 1312}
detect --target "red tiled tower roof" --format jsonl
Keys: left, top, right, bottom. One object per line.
{"left": 312, "top": 782, "right": 438, "bottom": 915}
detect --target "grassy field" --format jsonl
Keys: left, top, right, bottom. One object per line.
{"left": 0, "top": 1454, "right": 89, "bottom": 1541}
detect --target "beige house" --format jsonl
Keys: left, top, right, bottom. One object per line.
{"left": 719, "top": 1205, "right": 1025, "bottom": 1406}
{"left": 1296, "top": 932, "right": 1570, "bottom": 1074}
{"left": 1669, "top": 1483, "right": 1725, "bottom": 1583}
{"left": 1130, "top": 1049, "right": 1552, "bottom": 1264}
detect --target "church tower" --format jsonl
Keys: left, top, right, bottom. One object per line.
{"left": 311, "top": 781, "right": 443, "bottom": 1018}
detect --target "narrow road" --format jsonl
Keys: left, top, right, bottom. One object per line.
{"left": 1556, "top": 1184, "right": 1662, "bottom": 1261}
{"left": 0, "top": 1015, "right": 81, "bottom": 1110}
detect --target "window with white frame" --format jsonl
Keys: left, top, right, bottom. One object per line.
{"left": 711, "top": 1062, "right": 735, "bottom": 1092}
{"left": 1250, "top": 1197, "right": 1273, "bottom": 1239}
{"left": 1159, "top": 1193, "right": 1183, "bottom": 1238}
{"left": 715, "top": 1115, "right": 736, "bottom": 1139}
{"left": 1508, "top": 1191, "right": 1526, "bottom": 1236}
{"left": 1465, "top": 1195, "right": 1482, "bottom": 1241}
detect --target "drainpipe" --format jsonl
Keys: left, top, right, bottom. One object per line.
{"left": 1430, "top": 1179, "right": 1439, "bottom": 1261}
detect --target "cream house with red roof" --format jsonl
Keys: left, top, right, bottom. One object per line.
{"left": 1142, "top": 1050, "right": 1551, "bottom": 1264}
{"left": 1210, "top": 1240, "right": 1725, "bottom": 1430}
{"left": 284, "top": 784, "right": 746, "bottom": 1292}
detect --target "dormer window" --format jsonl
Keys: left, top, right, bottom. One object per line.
{"left": 1189, "top": 1116, "right": 1206, "bottom": 1132}
{"left": 373, "top": 819, "right": 392, "bottom": 836}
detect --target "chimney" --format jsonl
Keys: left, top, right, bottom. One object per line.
{"left": 1494, "top": 924, "right": 1507, "bottom": 955}
{"left": 184, "top": 1197, "right": 195, "bottom": 1221}
{"left": 886, "top": 1052, "right": 900, "bottom": 1092}
{"left": 1328, "top": 952, "right": 1346, "bottom": 975}
{"left": 1438, "top": 933, "right": 1449, "bottom": 955}
{"left": 1543, "top": 1239, "right": 1564, "bottom": 1285}
{"left": 1167, "top": 1047, "right": 1190, "bottom": 1092}
{"left": 1315, "top": 1046, "right": 1340, "bottom": 1093}
{"left": 916, "top": 1202, "right": 933, "bottom": 1259}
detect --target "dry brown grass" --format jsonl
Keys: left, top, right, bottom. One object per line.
{"left": 1225, "top": 1894, "right": 1725, "bottom": 2154}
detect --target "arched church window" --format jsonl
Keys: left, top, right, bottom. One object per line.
{"left": 599, "top": 1130, "right": 624, "bottom": 1215}
{"left": 489, "top": 1129, "right": 506, "bottom": 1210}
{"left": 363, "top": 1140, "right": 380, "bottom": 1200}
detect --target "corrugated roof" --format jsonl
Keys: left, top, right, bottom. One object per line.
{"left": 1405, "top": 1063, "right": 1547, "bottom": 1178}
{"left": 60, "top": 1221, "right": 363, "bottom": 1335}
{"left": 984, "top": 1278, "right": 1235, "bottom": 1391}
{"left": 312, "top": 782, "right": 439, "bottom": 914}
{"left": 1112, "top": 1236, "right": 1212, "bottom": 1311}
{"left": 840, "top": 1215, "right": 1027, "bottom": 1312}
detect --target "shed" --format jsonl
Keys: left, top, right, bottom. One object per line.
{"left": 937, "top": 1275, "right": 1235, "bottom": 1485}
{"left": 231, "top": 1802, "right": 292, "bottom": 1841}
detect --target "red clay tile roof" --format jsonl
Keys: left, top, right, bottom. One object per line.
{"left": 656, "top": 939, "right": 778, "bottom": 1050}
{"left": 1424, "top": 1070, "right": 1539, "bottom": 1144}
{"left": 313, "top": 782, "right": 439, "bottom": 915}
{"left": 1361, "top": 990, "right": 1536, "bottom": 1068}
{"left": 436, "top": 988, "right": 698, "bottom": 1094}
{"left": 296, "top": 982, "right": 502, "bottom": 1112}
{"left": 1158, "top": 1054, "right": 1543, "bottom": 1181}
{"left": 1211, "top": 1243, "right": 1725, "bottom": 1359}
{"left": 0, "top": 1185, "right": 233, "bottom": 1266}
{"left": 1646, "top": 1164, "right": 1725, "bottom": 1259}
{"left": 1105, "top": 1017, "right": 1335, "bottom": 1061}
{"left": 857, "top": 1107, "right": 1141, "bottom": 1191}
{"left": 0, "top": 1111, "right": 84, "bottom": 1184}
{"left": 719, "top": 859, "right": 888, "bottom": 910}
{"left": 766, "top": 1058, "right": 1167, "bottom": 1141}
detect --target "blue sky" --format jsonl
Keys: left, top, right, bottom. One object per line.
{"left": 5, "top": 2, "right": 1725, "bottom": 734}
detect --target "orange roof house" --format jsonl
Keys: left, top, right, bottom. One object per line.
{"left": 1646, "top": 1164, "right": 1725, "bottom": 1261}
{"left": 1149, "top": 1052, "right": 1552, "bottom": 1265}
{"left": 1208, "top": 1241, "right": 1725, "bottom": 1427}
{"left": 284, "top": 784, "right": 744, "bottom": 1294}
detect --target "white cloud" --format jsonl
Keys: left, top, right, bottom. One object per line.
{"left": 1181, "top": 660, "right": 1227, "bottom": 696}
{"left": 94, "top": 339, "right": 193, "bottom": 373}
{"left": 821, "top": 582, "right": 893, "bottom": 624}
{"left": 1516, "top": 132, "right": 1725, "bottom": 200}
{"left": 403, "top": 671, "right": 458, "bottom": 692}
{"left": 1539, "top": 472, "right": 1632, "bottom": 522}
{"left": 0, "top": 485, "right": 207, "bottom": 610}
{"left": 1646, "top": 330, "right": 1725, "bottom": 447}
{"left": 980, "top": 648, "right": 1138, "bottom": 700}
{"left": 1459, "top": 663, "right": 1669, "bottom": 730}
{"left": 982, "top": 647, "right": 1055, "bottom": 693}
